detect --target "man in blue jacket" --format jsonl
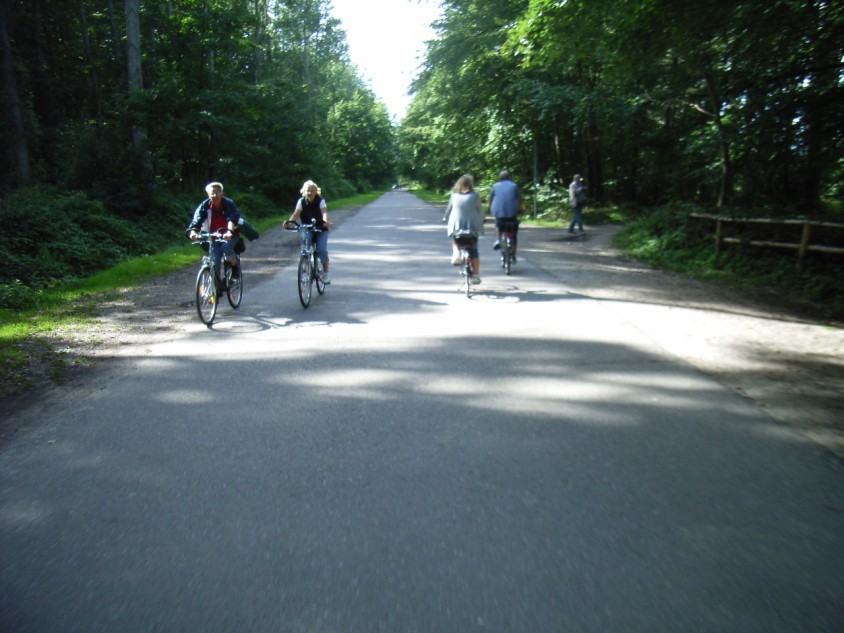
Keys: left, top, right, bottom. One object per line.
{"left": 488, "top": 170, "right": 522, "bottom": 260}
{"left": 187, "top": 181, "right": 242, "bottom": 282}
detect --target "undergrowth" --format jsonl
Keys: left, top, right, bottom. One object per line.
{"left": 0, "top": 189, "right": 383, "bottom": 401}
{"left": 614, "top": 203, "right": 844, "bottom": 322}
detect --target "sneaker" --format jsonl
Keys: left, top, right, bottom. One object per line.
{"left": 470, "top": 276, "right": 482, "bottom": 285}
{"left": 320, "top": 273, "right": 331, "bottom": 284}
{"left": 492, "top": 241, "right": 501, "bottom": 251}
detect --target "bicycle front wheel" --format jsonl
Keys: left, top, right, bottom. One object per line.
{"left": 226, "top": 261, "right": 243, "bottom": 308}
{"left": 195, "top": 266, "right": 217, "bottom": 325}
{"left": 315, "top": 254, "right": 325, "bottom": 295}
{"left": 298, "top": 254, "right": 313, "bottom": 308}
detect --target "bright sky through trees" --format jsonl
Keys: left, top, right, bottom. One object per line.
{"left": 329, "top": 0, "right": 441, "bottom": 121}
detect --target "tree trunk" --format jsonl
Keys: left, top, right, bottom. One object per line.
{"left": 124, "top": 0, "right": 146, "bottom": 146}
{"left": 704, "top": 72, "right": 730, "bottom": 208}
{"left": 0, "top": 12, "right": 30, "bottom": 186}
{"left": 553, "top": 115, "right": 565, "bottom": 184}
{"left": 125, "top": 0, "right": 142, "bottom": 92}
{"left": 78, "top": 0, "right": 103, "bottom": 119}
{"left": 105, "top": 0, "right": 122, "bottom": 71}
{"left": 251, "top": 0, "right": 266, "bottom": 84}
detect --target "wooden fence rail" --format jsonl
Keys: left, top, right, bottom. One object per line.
{"left": 690, "top": 213, "right": 844, "bottom": 271}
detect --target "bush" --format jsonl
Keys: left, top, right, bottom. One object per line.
{"left": 615, "top": 202, "right": 844, "bottom": 320}
{"left": 0, "top": 280, "right": 40, "bottom": 310}
{"left": 2, "top": 186, "right": 136, "bottom": 286}
{"left": 230, "top": 191, "right": 278, "bottom": 221}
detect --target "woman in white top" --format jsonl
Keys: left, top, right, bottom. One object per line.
{"left": 443, "top": 174, "right": 484, "bottom": 283}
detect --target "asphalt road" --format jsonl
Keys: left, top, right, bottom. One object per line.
{"left": 2, "top": 191, "right": 843, "bottom": 632}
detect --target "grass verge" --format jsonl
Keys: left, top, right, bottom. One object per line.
{"left": 0, "top": 192, "right": 384, "bottom": 403}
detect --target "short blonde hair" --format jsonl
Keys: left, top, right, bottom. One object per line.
{"left": 205, "top": 181, "right": 224, "bottom": 194}
{"left": 300, "top": 180, "right": 321, "bottom": 196}
{"left": 452, "top": 174, "right": 475, "bottom": 194}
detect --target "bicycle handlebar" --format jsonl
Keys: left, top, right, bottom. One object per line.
{"left": 284, "top": 219, "right": 323, "bottom": 233}
{"left": 191, "top": 231, "right": 229, "bottom": 244}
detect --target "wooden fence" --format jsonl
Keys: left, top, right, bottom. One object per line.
{"left": 690, "top": 213, "right": 844, "bottom": 271}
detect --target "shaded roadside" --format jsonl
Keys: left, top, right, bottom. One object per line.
{"left": 4, "top": 198, "right": 843, "bottom": 460}
{"left": 0, "top": 208, "right": 363, "bottom": 430}
{"left": 518, "top": 222, "right": 844, "bottom": 460}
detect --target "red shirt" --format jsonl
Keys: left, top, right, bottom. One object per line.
{"left": 209, "top": 203, "right": 227, "bottom": 233}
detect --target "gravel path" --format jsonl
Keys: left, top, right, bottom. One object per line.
{"left": 5, "top": 198, "right": 844, "bottom": 458}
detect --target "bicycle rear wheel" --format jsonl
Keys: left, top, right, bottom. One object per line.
{"left": 195, "top": 266, "right": 217, "bottom": 325}
{"left": 503, "top": 238, "right": 512, "bottom": 275}
{"left": 226, "top": 260, "right": 243, "bottom": 308}
{"left": 464, "top": 255, "right": 472, "bottom": 297}
{"left": 298, "top": 254, "right": 313, "bottom": 308}
{"left": 315, "top": 254, "right": 325, "bottom": 295}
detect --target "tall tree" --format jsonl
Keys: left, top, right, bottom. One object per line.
{"left": 125, "top": 0, "right": 146, "bottom": 147}
{"left": 0, "top": 7, "right": 30, "bottom": 187}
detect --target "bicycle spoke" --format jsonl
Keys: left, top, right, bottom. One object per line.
{"left": 195, "top": 267, "right": 217, "bottom": 325}
{"left": 298, "top": 255, "right": 312, "bottom": 308}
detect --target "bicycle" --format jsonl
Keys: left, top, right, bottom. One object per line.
{"left": 453, "top": 231, "right": 478, "bottom": 297}
{"left": 193, "top": 231, "right": 243, "bottom": 326}
{"left": 285, "top": 220, "right": 326, "bottom": 308}
{"left": 498, "top": 219, "right": 520, "bottom": 275}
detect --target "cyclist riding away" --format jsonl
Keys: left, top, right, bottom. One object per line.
{"left": 489, "top": 170, "right": 522, "bottom": 261}
{"left": 284, "top": 180, "right": 331, "bottom": 284}
{"left": 186, "top": 181, "right": 241, "bottom": 283}
{"left": 444, "top": 173, "right": 484, "bottom": 284}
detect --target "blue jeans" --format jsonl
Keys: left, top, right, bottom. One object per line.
{"left": 569, "top": 205, "right": 583, "bottom": 232}
{"left": 211, "top": 238, "right": 238, "bottom": 279}
{"left": 301, "top": 230, "right": 329, "bottom": 265}
{"left": 453, "top": 235, "right": 478, "bottom": 258}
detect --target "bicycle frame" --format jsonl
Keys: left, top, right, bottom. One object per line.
{"left": 499, "top": 220, "right": 519, "bottom": 275}
{"left": 453, "top": 233, "right": 476, "bottom": 297}
{"left": 193, "top": 231, "right": 242, "bottom": 326}
{"left": 286, "top": 220, "right": 325, "bottom": 308}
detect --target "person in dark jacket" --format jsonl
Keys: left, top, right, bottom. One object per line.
{"left": 284, "top": 180, "right": 332, "bottom": 284}
{"left": 187, "top": 181, "right": 241, "bottom": 281}
{"left": 568, "top": 174, "right": 586, "bottom": 235}
{"left": 488, "top": 170, "right": 522, "bottom": 260}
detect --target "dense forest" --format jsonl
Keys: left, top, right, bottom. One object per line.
{"left": 0, "top": 0, "right": 842, "bottom": 295}
{"left": 1, "top": 0, "right": 397, "bottom": 288}
{"left": 0, "top": 0, "right": 395, "bottom": 204}
{"left": 403, "top": 0, "right": 843, "bottom": 212}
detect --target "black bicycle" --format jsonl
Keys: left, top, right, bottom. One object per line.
{"left": 285, "top": 220, "right": 326, "bottom": 308}
{"left": 193, "top": 231, "right": 243, "bottom": 326}
{"left": 498, "top": 219, "right": 519, "bottom": 275}
{"left": 453, "top": 231, "right": 478, "bottom": 298}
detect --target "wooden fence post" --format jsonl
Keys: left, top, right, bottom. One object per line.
{"left": 715, "top": 218, "right": 723, "bottom": 255}
{"left": 798, "top": 222, "right": 812, "bottom": 271}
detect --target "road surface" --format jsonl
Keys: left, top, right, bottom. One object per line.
{"left": 2, "top": 192, "right": 843, "bottom": 632}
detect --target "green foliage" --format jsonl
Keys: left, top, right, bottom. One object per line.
{"left": 0, "top": 281, "right": 40, "bottom": 311}
{"left": 3, "top": 186, "right": 137, "bottom": 287}
{"left": 400, "top": 0, "right": 844, "bottom": 212}
{"left": 615, "top": 203, "right": 844, "bottom": 320}
{"left": 2, "top": 0, "right": 397, "bottom": 211}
